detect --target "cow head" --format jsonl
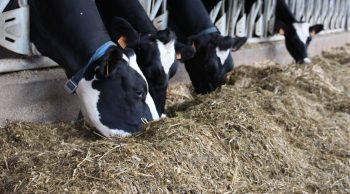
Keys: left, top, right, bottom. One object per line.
{"left": 182, "top": 33, "right": 247, "bottom": 94}
{"left": 276, "top": 21, "right": 323, "bottom": 64}
{"left": 109, "top": 17, "right": 194, "bottom": 116}
{"left": 76, "top": 46, "right": 159, "bottom": 137}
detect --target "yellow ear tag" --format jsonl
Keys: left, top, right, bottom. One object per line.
{"left": 191, "top": 42, "right": 196, "bottom": 49}
{"left": 278, "top": 28, "right": 285, "bottom": 35}
{"left": 176, "top": 53, "right": 182, "bottom": 60}
{"left": 117, "top": 36, "right": 127, "bottom": 48}
{"left": 106, "top": 61, "right": 109, "bottom": 76}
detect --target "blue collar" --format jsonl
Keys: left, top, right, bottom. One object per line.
{"left": 64, "top": 41, "right": 117, "bottom": 94}
{"left": 191, "top": 26, "right": 220, "bottom": 38}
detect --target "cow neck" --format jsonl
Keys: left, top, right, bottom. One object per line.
{"left": 29, "top": 0, "right": 112, "bottom": 78}
{"left": 117, "top": 2, "right": 157, "bottom": 34}
{"left": 168, "top": 0, "right": 215, "bottom": 40}
{"left": 275, "top": 0, "right": 297, "bottom": 24}
{"left": 96, "top": 0, "right": 157, "bottom": 34}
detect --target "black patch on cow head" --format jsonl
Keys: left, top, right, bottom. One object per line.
{"left": 80, "top": 46, "right": 156, "bottom": 136}
{"left": 109, "top": 17, "right": 179, "bottom": 115}
{"left": 276, "top": 21, "right": 324, "bottom": 64}
{"left": 181, "top": 33, "right": 247, "bottom": 94}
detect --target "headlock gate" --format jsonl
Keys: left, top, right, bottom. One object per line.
{"left": 0, "top": 0, "right": 350, "bottom": 72}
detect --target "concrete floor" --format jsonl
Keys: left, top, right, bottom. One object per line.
{"left": 0, "top": 69, "right": 79, "bottom": 126}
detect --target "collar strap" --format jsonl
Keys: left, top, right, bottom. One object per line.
{"left": 191, "top": 25, "right": 219, "bottom": 38}
{"left": 64, "top": 41, "right": 117, "bottom": 94}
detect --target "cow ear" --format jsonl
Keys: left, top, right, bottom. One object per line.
{"left": 231, "top": 37, "right": 247, "bottom": 51}
{"left": 187, "top": 36, "right": 201, "bottom": 50}
{"left": 95, "top": 47, "right": 123, "bottom": 78}
{"left": 309, "top": 24, "right": 323, "bottom": 36}
{"left": 175, "top": 41, "right": 196, "bottom": 62}
{"left": 275, "top": 20, "right": 286, "bottom": 35}
{"left": 152, "top": 29, "right": 177, "bottom": 43}
{"left": 117, "top": 36, "right": 128, "bottom": 49}
{"left": 110, "top": 17, "right": 138, "bottom": 48}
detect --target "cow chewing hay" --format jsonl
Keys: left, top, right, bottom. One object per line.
{"left": 1, "top": 45, "right": 350, "bottom": 193}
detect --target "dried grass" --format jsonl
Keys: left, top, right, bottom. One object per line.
{"left": 1, "top": 45, "right": 350, "bottom": 193}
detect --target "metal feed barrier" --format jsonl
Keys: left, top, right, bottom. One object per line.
{"left": 1, "top": 0, "right": 350, "bottom": 73}
{"left": 208, "top": 0, "right": 350, "bottom": 43}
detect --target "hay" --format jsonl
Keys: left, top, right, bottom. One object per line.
{"left": 322, "top": 43, "right": 350, "bottom": 64}
{"left": 1, "top": 45, "right": 350, "bottom": 193}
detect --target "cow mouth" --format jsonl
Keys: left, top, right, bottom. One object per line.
{"left": 296, "top": 58, "right": 311, "bottom": 64}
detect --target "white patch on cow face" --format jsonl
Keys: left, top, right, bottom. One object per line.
{"left": 76, "top": 78, "right": 131, "bottom": 137}
{"left": 216, "top": 47, "right": 231, "bottom": 65}
{"left": 293, "top": 22, "right": 310, "bottom": 44}
{"left": 156, "top": 39, "right": 176, "bottom": 75}
{"left": 122, "top": 54, "right": 129, "bottom": 62}
{"left": 126, "top": 54, "right": 160, "bottom": 120}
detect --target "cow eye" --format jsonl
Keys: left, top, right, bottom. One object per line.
{"left": 135, "top": 90, "right": 144, "bottom": 99}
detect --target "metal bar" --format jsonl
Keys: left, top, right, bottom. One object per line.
{"left": 347, "top": 0, "right": 350, "bottom": 30}
{"left": 149, "top": 0, "right": 163, "bottom": 21}
{"left": 246, "top": 0, "right": 262, "bottom": 38}
{"left": 2, "top": 0, "right": 350, "bottom": 74}
{"left": 139, "top": 0, "right": 152, "bottom": 16}
{"left": 209, "top": 1, "right": 222, "bottom": 23}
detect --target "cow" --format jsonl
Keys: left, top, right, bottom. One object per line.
{"left": 17, "top": 0, "right": 160, "bottom": 137}
{"left": 202, "top": 0, "right": 324, "bottom": 64}
{"left": 167, "top": 0, "right": 247, "bottom": 94}
{"left": 273, "top": 0, "right": 323, "bottom": 64}
{"left": 95, "top": 0, "right": 195, "bottom": 116}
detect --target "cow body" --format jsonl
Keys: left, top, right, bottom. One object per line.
{"left": 167, "top": 0, "right": 247, "bottom": 94}
{"left": 96, "top": 0, "right": 186, "bottom": 116}
{"left": 27, "top": 0, "right": 159, "bottom": 137}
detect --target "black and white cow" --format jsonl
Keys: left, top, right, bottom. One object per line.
{"left": 24, "top": 0, "right": 159, "bottom": 137}
{"left": 273, "top": 0, "right": 323, "bottom": 64}
{"left": 167, "top": 0, "right": 247, "bottom": 94}
{"left": 202, "top": 0, "right": 324, "bottom": 64}
{"left": 95, "top": 0, "right": 195, "bottom": 116}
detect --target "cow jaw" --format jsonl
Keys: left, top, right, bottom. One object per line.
{"left": 156, "top": 39, "right": 176, "bottom": 75}
{"left": 216, "top": 47, "right": 231, "bottom": 65}
{"left": 76, "top": 78, "right": 131, "bottom": 137}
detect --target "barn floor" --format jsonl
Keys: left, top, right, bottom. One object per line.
{"left": 1, "top": 44, "right": 350, "bottom": 193}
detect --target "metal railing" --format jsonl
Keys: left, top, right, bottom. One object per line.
{"left": 139, "top": 0, "right": 350, "bottom": 42}
{"left": 206, "top": 0, "right": 350, "bottom": 43}
{"left": 0, "top": 0, "right": 350, "bottom": 73}
{"left": 139, "top": 0, "right": 168, "bottom": 30}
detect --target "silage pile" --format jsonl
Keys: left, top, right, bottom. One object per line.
{"left": 1, "top": 45, "right": 350, "bottom": 193}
